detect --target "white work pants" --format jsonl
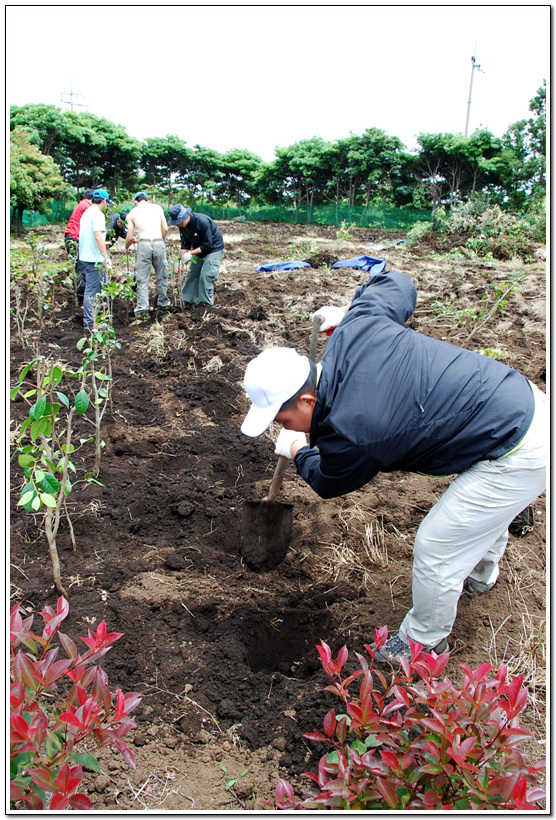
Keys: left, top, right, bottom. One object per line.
{"left": 399, "top": 383, "right": 546, "bottom": 648}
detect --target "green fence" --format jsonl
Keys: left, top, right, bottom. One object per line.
{"left": 14, "top": 201, "right": 431, "bottom": 231}
{"left": 196, "top": 204, "right": 431, "bottom": 230}
{"left": 11, "top": 201, "right": 75, "bottom": 228}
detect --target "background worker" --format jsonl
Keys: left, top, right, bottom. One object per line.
{"left": 78, "top": 189, "right": 112, "bottom": 329}
{"left": 64, "top": 188, "right": 95, "bottom": 304}
{"left": 107, "top": 211, "right": 134, "bottom": 249}
{"left": 167, "top": 204, "right": 224, "bottom": 307}
{"left": 240, "top": 270, "right": 546, "bottom": 665}
{"left": 125, "top": 192, "right": 171, "bottom": 319}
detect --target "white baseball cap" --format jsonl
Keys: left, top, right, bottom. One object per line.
{"left": 241, "top": 348, "right": 310, "bottom": 437}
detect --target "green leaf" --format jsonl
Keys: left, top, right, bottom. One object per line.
{"left": 39, "top": 493, "right": 57, "bottom": 508}
{"left": 10, "top": 386, "right": 20, "bottom": 401}
{"left": 64, "top": 478, "right": 73, "bottom": 496}
{"left": 48, "top": 366, "right": 63, "bottom": 387}
{"left": 18, "top": 453, "right": 35, "bottom": 468}
{"left": 76, "top": 337, "right": 87, "bottom": 351}
{"left": 71, "top": 753, "right": 100, "bottom": 772}
{"left": 19, "top": 417, "right": 33, "bottom": 436}
{"left": 39, "top": 473, "right": 59, "bottom": 494}
{"left": 23, "top": 389, "right": 37, "bottom": 399}
{"left": 31, "top": 495, "right": 41, "bottom": 511}
{"left": 56, "top": 391, "right": 70, "bottom": 408}
{"left": 86, "top": 478, "right": 105, "bottom": 487}
{"left": 29, "top": 396, "right": 47, "bottom": 420}
{"left": 30, "top": 417, "right": 50, "bottom": 440}
{"left": 10, "top": 752, "right": 34, "bottom": 779}
{"left": 18, "top": 490, "right": 36, "bottom": 507}
{"left": 75, "top": 389, "right": 89, "bottom": 414}
{"left": 18, "top": 361, "right": 35, "bottom": 382}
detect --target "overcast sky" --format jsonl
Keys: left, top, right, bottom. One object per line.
{"left": 7, "top": 5, "right": 549, "bottom": 161}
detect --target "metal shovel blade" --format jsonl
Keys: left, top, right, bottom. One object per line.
{"left": 240, "top": 498, "right": 293, "bottom": 571}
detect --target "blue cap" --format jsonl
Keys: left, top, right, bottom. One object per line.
{"left": 93, "top": 189, "right": 111, "bottom": 203}
{"left": 134, "top": 191, "right": 149, "bottom": 201}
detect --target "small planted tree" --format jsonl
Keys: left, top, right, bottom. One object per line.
{"left": 11, "top": 357, "right": 94, "bottom": 596}
{"left": 76, "top": 330, "right": 116, "bottom": 475}
{"left": 275, "top": 628, "right": 545, "bottom": 811}
{"left": 10, "top": 596, "right": 141, "bottom": 810}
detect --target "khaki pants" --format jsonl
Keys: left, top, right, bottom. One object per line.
{"left": 182, "top": 251, "right": 223, "bottom": 306}
{"left": 399, "top": 382, "right": 547, "bottom": 647}
{"left": 135, "top": 239, "right": 170, "bottom": 313}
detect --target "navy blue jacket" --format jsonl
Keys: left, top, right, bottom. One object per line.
{"left": 179, "top": 212, "right": 224, "bottom": 258}
{"left": 295, "top": 271, "right": 534, "bottom": 499}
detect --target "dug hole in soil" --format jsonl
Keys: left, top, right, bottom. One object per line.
{"left": 10, "top": 222, "right": 546, "bottom": 811}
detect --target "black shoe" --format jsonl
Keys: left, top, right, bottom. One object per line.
{"left": 463, "top": 578, "right": 495, "bottom": 598}
{"left": 371, "top": 631, "right": 449, "bottom": 665}
{"left": 133, "top": 311, "right": 149, "bottom": 323}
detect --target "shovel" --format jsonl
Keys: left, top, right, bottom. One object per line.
{"left": 240, "top": 314, "right": 324, "bottom": 571}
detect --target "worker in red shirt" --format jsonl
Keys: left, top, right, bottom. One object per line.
{"left": 64, "top": 189, "right": 95, "bottom": 305}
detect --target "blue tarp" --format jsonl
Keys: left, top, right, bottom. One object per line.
{"left": 331, "top": 255, "right": 386, "bottom": 273}
{"left": 256, "top": 260, "right": 311, "bottom": 272}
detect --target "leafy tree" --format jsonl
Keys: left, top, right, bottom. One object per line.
{"left": 10, "top": 128, "right": 68, "bottom": 234}
{"left": 214, "top": 148, "right": 264, "bottom": 206}
{"left": 10, "top": 104, "right": 68, "bottom": 159}
{"left": 501, "top": 80, "right": 546, "bottom": 210}
{"left": 181, "top": 144, "right": 225, "bottom": 204}
{"left": 264, "top": 138, "right": 338, "bottom": 219}
{"left": 336, "top": 129, "right": 407, "bottom": 207}
{"left": 414, "top": 130, "right": 508, "bottom": 209}
{"left": 61, "top": 112, "right": 141, "bottom": 196}
{"left": 141, "top": 134, "right": 190, "bottom": 203}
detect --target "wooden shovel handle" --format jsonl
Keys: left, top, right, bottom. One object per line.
{"left": 267, "top": 455, "right": 289, "bottom": 502}
{"left": 309, "top": 314, "right": 325, "bottom": 363}
{"left": 266, "top": 317, "right": 323, "bottom": 502}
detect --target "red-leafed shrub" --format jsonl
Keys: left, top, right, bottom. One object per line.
{"left": 275, "top": 627, "right": 545, "bottom": 811}
{"left": 10, "top": 596, "right": 142, "bottom": 811}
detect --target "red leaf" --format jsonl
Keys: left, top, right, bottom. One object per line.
{"left": 13, "top": 651, "right": 41, "bottom": 690}
{"left": 57, "top": 631, "right": 78, "bottom": 660}
{"left": 59, "top": 711, "right": 84, "bottom": 729}
{"left": 304, "top": 731, "right": 328, "bottom": 742}
{"left": 316, "top": 641, "right": 332, "bottom": 665}
{"left": 323, "top": 709, "right": 336, "bottom": 737}
{"left": 336, "top": 645, "right": 348, "bottom": 670}
{"left": 56, "top": 761, "right": 83, "bottom": 794}
{"left": 512, "top": 777, "right": 527, "bottom": 803}
{"left": 10, "top": 783, "right": 26, "bottom": 801}
{"left": 115, "top": 740, "right": 136, "bottom": 769}
{"left": 11, "top": 711, "right": 30, "bottom": 740}
{"left": 69, "top": 793, "right": 93, "bottom": 810}
{"left": 28, "top": 767, "right": 56, "bottom": 793}
{"left": 376, "top": 775, "right": 399, "bottom": 808}
{"left": 379, "top": 749, "right": 399, "bottom": 770}
{"left": 43, "top": 658, "right": 72, "bottom": 686}
{"left": 49, "top": 793, "right": 69, "bottom": 811}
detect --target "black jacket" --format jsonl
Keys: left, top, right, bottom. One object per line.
{"left": 179, "top": 212, "right": 224, "bottom": 258}
{"left": 295, "top": 271, "right": 535, "bottom": 499}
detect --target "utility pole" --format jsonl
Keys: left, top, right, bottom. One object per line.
{"left": 465, "top": 53, "right": 483, "bottom": 138}
{"left": 61, "top": 79, "right": 84, "bottom": 111}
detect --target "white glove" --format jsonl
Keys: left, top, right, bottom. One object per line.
{"left": 313, "top": 305, "right": 346, "bottom": 333}
{"left": 181, "top": 251, "right": 193, "bottom": 263}
{"left": 275, "top": 428, "right": 307, "bottom": 459}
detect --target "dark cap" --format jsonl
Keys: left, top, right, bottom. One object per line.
{"left": 168, "top": 204, "right": 192, "bottom": 225}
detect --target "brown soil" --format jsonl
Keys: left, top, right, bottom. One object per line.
{"left": 10, "top": 221, "right": 546, "bottom": 811}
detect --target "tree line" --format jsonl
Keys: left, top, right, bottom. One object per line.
{"left": 10, "top": 81, "right": 545, "bottom": 230}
